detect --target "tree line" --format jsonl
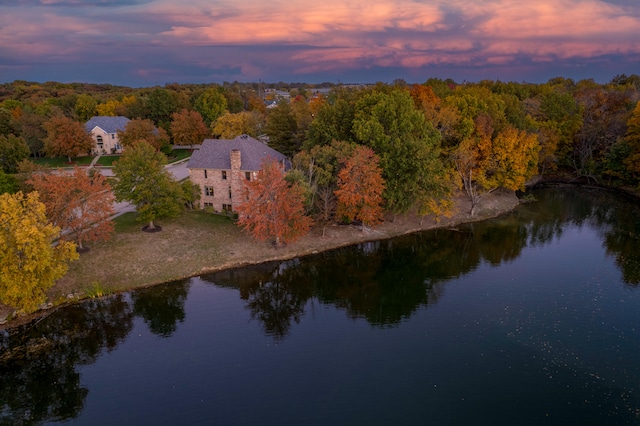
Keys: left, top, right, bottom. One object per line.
{"left": 1, "top": 75, "right": 640, "bottom": 312}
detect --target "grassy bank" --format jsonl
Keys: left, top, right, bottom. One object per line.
{"left": 1, "top": 191, "right": 520, "bottom": 329}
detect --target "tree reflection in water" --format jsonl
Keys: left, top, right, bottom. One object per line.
{"left": 131, "top": 279, "right": 190, "bottom": 337}
{"left": 0, "top": 295, "right": 134, "bottom": 424}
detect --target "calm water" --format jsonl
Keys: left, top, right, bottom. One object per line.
{"left": 2, "top": 187, "right": 640, "bottom": 425}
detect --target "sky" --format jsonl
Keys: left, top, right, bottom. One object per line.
{"left": 1, "top": 0, "right": 639, "bottom": 87}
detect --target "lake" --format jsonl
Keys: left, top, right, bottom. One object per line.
{"left": 1, "top": 186, "right": 640, "bottom": 425}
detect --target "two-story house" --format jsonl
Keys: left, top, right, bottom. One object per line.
{"left": 85, "top": 116, "right": 130, "bottom": 155}
{"left": 187, "top": 135, "right": 289, "bottom": 213}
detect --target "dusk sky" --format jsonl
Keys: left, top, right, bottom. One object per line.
{"left": 1, "top": 0, "right": 639, "bottom": 87}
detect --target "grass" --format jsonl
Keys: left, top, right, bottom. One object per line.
{"left": 53, "top": 210, "right": 243, "bottom": 298}
{"left": 165, "top": 149, "right": 192, "bottom": 162}
{"left": 95, "top": 155, "right": 119, "bottom": 166}
{"left": 32, "top": 156, "right": 95, "bottom": 167}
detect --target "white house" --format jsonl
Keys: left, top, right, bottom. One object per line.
{"left": 85, "top": 116, "right": 130, "bottom": 155}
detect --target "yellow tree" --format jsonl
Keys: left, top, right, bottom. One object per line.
{"left": 453, "top": 116, "right": 539, "bottom": 215}
{"left": 212, "top": 111, "right": 264, "bottom": 139}
{"left": 0, "top": 191, "right": 78, "bottom": 312}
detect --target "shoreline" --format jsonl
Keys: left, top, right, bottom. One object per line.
{"left": 0, "top": 190, "right": 522, "bottom": 331}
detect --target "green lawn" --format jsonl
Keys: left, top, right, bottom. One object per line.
{"left": 166, "top": 149, "right": 192, "bottom": 162}
{"left": 32, "top": 156, "right": 95, "bottom": 167}
{"left": 95, "top": 155, "right": 119, "bottom": 166}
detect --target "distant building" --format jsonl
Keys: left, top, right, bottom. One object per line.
{"left": 187, "top": 135, "right": 289, "bottom": 213}
{"left": 85, "top": 116, "right": 129, "bottom": 155}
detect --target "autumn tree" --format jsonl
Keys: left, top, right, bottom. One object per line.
{"left": 623, "top": 102, "right": 640, "bottom": 184}
{"left": 212, "top": 111, "right": 265, "bottom": 139}
{"left": 28, "top": 167, "right": 115, "bottom": 250}
{"left": 292, "top": 140, "right": 355, "bottom": 231}
{"left": 0, "top": 191, "right": 78, "bottom": 312}
{"left": 43, "top": 115, "right": 94, "bottom": 162}
{"left": 117, "top": 118, "right": 170, "bottom": 151}
{"left": 236, "top": 159, "right": 313, "bottom": 245}
{"left": 452, "top": 117, "right": 539, "bottom": 215}
{"left": 0, "top": 134, "right": 30, "bottom": 173}
{"left": 113, "top": 141, "right": 182, "bottom": 231}
{"left": 353, "top": 89, "right": 451, "bottom": 218}
{"left": 170, "top": 109, "right": 209, "bottom": 148}
{"left": 74, "top": 94, "right": 97, "bottom": 121}
{"left": 334, "top": 146, "right": 385, "bottom": 230}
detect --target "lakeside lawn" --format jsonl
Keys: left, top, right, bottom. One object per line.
{"left": 32, "top": 156, "right": 95, "bottom": 167}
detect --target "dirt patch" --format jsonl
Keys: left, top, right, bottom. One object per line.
{"left": 0, "top": 191, "right": 520, "bottom": 330}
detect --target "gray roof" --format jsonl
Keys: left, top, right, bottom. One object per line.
{"left": 187, "top": 135, "right": 289, "bottom": 171}
{"left": 85, "top": 116, "right": 130, "bottom": 134}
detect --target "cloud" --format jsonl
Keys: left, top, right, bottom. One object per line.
{"left": 0, "top": 0, "right": 638, "bottom": 85}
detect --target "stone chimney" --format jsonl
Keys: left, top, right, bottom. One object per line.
{"left": 230, "top": 149, "right": 241, "bottom": 170}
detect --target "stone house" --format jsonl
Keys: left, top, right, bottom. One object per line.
{"left": 187, "top": 135, "right": 289, "bottom": 213}
{"left": 85, "top": 116, "right": 130, "bottom": 155}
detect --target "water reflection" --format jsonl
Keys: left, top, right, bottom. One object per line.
{"left": 131, "top": 279, "right": 190, "bottom": 337}
{"left": 0, "top": 295, "right": 133, "bottom": 424}
{"left": 1, "top": 187, "right": 639, "bottom": 424}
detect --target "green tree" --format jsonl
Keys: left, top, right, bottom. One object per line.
{"left": 353, "top": 89, "right": 451, "bottom": 217}
{"left": 264, "top": 101, "right": 298, "bottom": 156}
{"left": 43, "top": 115, "right": 94, "bottom": 162}
{"left": 194, "top": 88, "right": 228, "bottom": 125}
{"left": 0, "top": 134, "right": 30, "bottom": 173}
{"left": 0, "top": 191, "right": 78, "bottom": 312}
{"left": 113, "top": 142, "right": 182, "bottom": 230}
{"left": 146, "top": 88, "right": 181, "bottom": 127}
{"left": 0, "top": 169, "right": 19, "bottom": 194}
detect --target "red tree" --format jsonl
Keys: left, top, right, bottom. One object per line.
{"left": 334, "top": 146, "right": 385, "bottom": 230}
{"left": 236, "top": 159, "right": 313, "bottom": 245}
{"left": 28, "top": 167, "right": 115, "bottom": 250}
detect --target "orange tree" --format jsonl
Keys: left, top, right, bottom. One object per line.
{"left": 117, "top": 118, "right": 169, "bottom": 151}
{"left": 334, "top": 146, "right": 385, "bottom": 230}
{"left": 170, "top": 109, "right": 210, "bottom": 149}
{"left": 28, "top": 167, "right": 115, "bottom": 250}
{"left": 236, "top": 159, "right": 312, "bottom": 246}
{"left": 43, "top": 115, "right": 94, "bottom": 162}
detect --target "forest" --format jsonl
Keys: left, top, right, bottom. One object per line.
{"left": 1, "top": 75, "right": 640, "bottom": 312}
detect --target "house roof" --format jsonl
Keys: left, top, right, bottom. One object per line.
{"left": 85, "top": 116, "right": 130, "bottom": 134}
{"left": 187, "top": 135, "right": 289, "bottom": 171}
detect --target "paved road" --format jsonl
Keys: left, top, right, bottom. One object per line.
{"left": 94, "top": 157, "right": 191, "bottom": 218}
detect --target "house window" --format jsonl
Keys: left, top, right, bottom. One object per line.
{"left": 222, "top": 171, "right": 227, "bottom": 180}
{"left": 228, "top": 188, "right": 232, "bottom": 199}
{"left": 203, "top": 202, "right": 213, "bottom": 208}
{"left": 115, "top": 143, "right": 122, "bottom": 150}
{"left": 245, "top": 172, "right": 251, "bottom": 181}
{"left": 96, "top": 135, "right": 103, "bottom": 148}
{"left": 222, "top": 204, "right": 232, "bottom": 212}
{"left": 204, "top": 169, "right": 208, "bottom": 179}
{"left": 204, "top": 186, "right": 214, "bottom": 196}
{"left": 111, "top": 134, "right": 115, "bottom": 139}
